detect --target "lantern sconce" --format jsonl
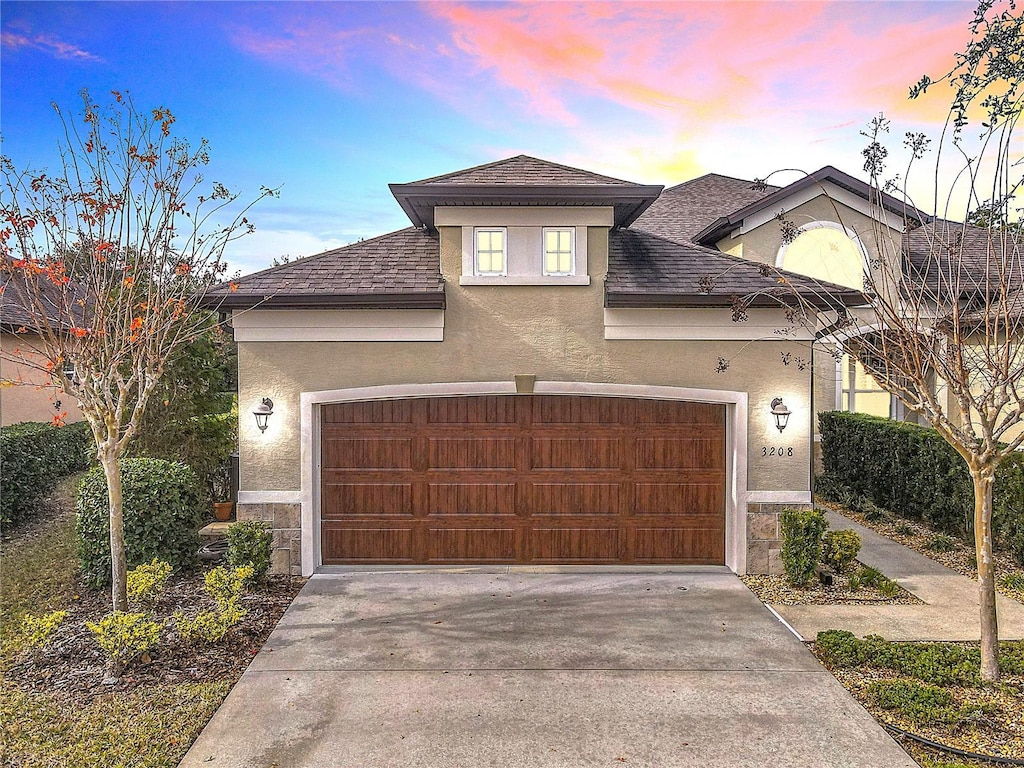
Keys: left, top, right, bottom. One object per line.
{"left": 770, "top": 397, "right": 791, "bottom": 433}
{"left": 253, "top": 397, "right": 274, "bottom": 433}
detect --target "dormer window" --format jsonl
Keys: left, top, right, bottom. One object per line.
{"left": 474, "top": 228, "right": 506, "bottom": 275}
{"left": 543, "top": 228, "right": 575, "bottom": 276}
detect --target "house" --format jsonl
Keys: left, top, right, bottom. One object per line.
{"left": 205, "top": 155, "right": 924, "bottom": 577}
{"left": 0, "top": 274, "right": 84, "bottom": 427}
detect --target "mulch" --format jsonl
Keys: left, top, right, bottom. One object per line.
{"left": 741, "top": 565, "right": 923, "bottom": 606}
{"left": 4, "top": 569, "right": 305, "bottom": 705}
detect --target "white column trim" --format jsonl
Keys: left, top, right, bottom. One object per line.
{"left": 237, "top": 490, "right": 301, "bottom": 505}
{"left": 746, "top": 491, "right": 813, "bottom": 504}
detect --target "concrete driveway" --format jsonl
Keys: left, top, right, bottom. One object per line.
{"left": 179, "top": 569, "right": 915, "bottom": 768}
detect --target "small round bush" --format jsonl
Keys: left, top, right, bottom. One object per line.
{"left": 821, "top": 529, "right": 861, "bottom": 574}
{"left": 76, "top": 459, "right": 205, "bottom": 587}
{"left": 780, "top": 508, "right": 828, "bottom": 587}
{"left": 226, "top": 521, "right": 272, "bottom": 586}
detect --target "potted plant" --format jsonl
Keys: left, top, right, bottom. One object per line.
{"left": 210, "top": 462, "right": 234, "bottom": 522}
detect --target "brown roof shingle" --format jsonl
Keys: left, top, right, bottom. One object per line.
{"left": 203, "top": 228, "right": 444, "bottom": 310}
{"left": 409, "top": 155, "right": 641, "bottom": 186}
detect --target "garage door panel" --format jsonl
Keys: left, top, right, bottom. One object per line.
{"left": 322, "top": 483, "right": 413, "bottom": 518}
{"left": 323, "top": 438, "right": 413, "bottom": 470}
{"left": 427, "top": 483, "right": 517, "bottom": 516}
{"left": 531, "top": 527, "right": 620, "bottom": 561}
{"left": 636, "top": 437, "right": 724, "bottom": 470}
{"left": 322, "top": 526, "right": 415, "bottom": 562}
{"left": 527, "top": 483, "right": 621, "bottom": 515}
{"left": 429, "top": 437, "right": 517, "bottom": 469}
{"left": 428, "top": 396, "right": 517, "bottom": 424}
{"left": 531, "top": 437, "right": 621, "bottom": 469}
{"left": 531, "top": 395, "right": 624, "bottom": 424}
{"left": 633, "top": 527, "right": 726, "bottom": 563}
{"left": 322, "top": 400, "right": 414, "bottom": 424}
{"left": 634, "top": 400, "right": 722, "bottom": 426}
{"left": 428, "top": 528, "right": 516, "bottom": 561}
{"left": 634, "top": 482, "right": 725, "bottom": 515}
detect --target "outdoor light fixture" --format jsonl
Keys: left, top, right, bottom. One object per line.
{"left": 770, "top": 397, "right": 792, "bottom": 433}
{"left": 253, "top": 397, "right": 274, "bottom": 433}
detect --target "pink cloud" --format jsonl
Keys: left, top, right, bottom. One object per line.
{"left": 1, "top": 30, "right": 102, "bottom": 62}
{"left": 230, "top": 23, "right": 369, "bottom": 90}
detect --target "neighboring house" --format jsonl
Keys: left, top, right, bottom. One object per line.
{"left": 0, "top": 275, "right": 84, "bottom": 427}
{"left": 203, "top": 155, "right": 934, "bottom": 577}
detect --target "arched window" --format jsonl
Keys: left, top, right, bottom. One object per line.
{"left": 777, "top": 222, "right": 866, "bottom": 291}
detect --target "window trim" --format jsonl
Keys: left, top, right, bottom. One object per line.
{"left": 775, "top": 220, "right": 869, "bottom": 291}
{"left": 473, "top": 227, "right": 507, "bottom": 277}
{"left": 839, "top": 353, "right": 894, "bottom": 419}
{"left": 541, "top": 227, "right": 576, "bottom": 277}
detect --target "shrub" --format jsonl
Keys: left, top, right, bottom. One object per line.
{"left": 998, "top": 572, "right": 1024, "bottom": 592}
{"left": 858, "top": 565, "right": 885, "bottom": 588}
{"left": 226, "top": 521, "right": 272, "bottom": 586}
{"left": 821, "top": 530, "right": 861, "bottom": 573}
{"left": 924, "top": 534, "right": 957, "bottom": 553}
{"left": 174, "top": 610, "right": 237, "bottom": 644}
{"left": 815, "top": 630, "right": 861, "bottom": 667}
{"left": 848, "top": 572, "right": 862, "bottom": 592}
{"left": 20, "top": 610, "right": 68, "bottom": 651}
{"left": 903, "top": 645, "right": 980, "bottom": 686}
{"left": 780, "top": 508, "right": 828, "bottom": 587}
{"left": 0, "top": 421, "right": 91, "bottom": 526}
{"left": 813, "top": 474, "right": 852, "bottom": 504}
{"left": 76, "top": 459, "right": 204, "bottom": 587}
{"left": 173, "top": 564, "right": 251, "bottom": 645}
{"left": 86, "top": 611, "right": 162, "bottom": 670}
{"left": 868, "top": 680, "right": 959, "bottom": 725}
{"left": 1000, "top": 640, "right": 1024, "bottom": 675}
{"left": 126, "top": 559, "right": 172, "bottom": 610}
{"left": 204, "top": 565, "right": 252, "bottom": 614}
{"left": 893, "top": 522, "right": 915, "bottom": 536}
{"left": 819, "top": 411, "right": 1024, "bottom": 555}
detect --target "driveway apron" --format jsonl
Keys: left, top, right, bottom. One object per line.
{"left": 178, "top": 570, "right": 916, "bottom": 768}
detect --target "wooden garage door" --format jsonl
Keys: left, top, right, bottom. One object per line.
{"left": 320, "top": 395, "right": 726, "bottom": 565}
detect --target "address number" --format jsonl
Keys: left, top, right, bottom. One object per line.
{"left": 762, "top": 446, "right": 794, "bottom": 457}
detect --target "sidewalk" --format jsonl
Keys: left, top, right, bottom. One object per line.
{"left": 773, "top": 510, "right": 1024, "bottom": 641}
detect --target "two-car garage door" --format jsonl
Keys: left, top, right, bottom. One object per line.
{"left": 320, "top": 395, "right": 726, "bottom": 565}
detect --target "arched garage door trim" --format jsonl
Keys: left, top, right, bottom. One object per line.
{"left": 299, "top": 381, "right": 748, "bottom": 576}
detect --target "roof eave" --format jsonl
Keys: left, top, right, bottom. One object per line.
{"left": 604, "top": 290, "right": 865, "bottom": 310}
{"left": 199, "top": 290, "right": 447, "bottom": 311}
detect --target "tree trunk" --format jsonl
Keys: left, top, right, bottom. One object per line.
{"left": 971, "top": 469, "right": 999, "bottom": 682}
{"left": 100, "top": 448, "right": 128, "bottom": 612}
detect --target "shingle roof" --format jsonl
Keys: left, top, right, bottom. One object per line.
{"left": 903, "top": 220, "right": 1023, "bottom": 292}
{"left": 410, "top": 155, "right": 641, "bottom": 186}
{"left": 1, "top": 272, "right": 85, "bottom": 331}
{"left": 632, "top": 173, "right": 780, "bottom": 245}
{"left": 202, "top": 228, "right": 445, "bottom": 310}
{"left": 606, "top": 229, "right": 864, "bottom": 308}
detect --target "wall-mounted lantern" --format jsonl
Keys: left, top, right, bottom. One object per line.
{"left": 253, "top": 397, "right": 274, "bottom": 433}
{"left": 770, "top": 397, "right": 791, "bottom": 433}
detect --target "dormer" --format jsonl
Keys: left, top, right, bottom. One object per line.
{"left": 389, "top": 155, "right": 662, "bottom": 286}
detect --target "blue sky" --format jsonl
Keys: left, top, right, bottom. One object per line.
{"left": 1, "top": 1, "right": 978, "bottom": 275}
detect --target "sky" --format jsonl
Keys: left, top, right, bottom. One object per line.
{"left": 0, "top": 0, "right": 982, "bottom": 276}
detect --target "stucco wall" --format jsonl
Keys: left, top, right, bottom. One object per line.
{"left": 0, "top": 332, "right": 83, "bottom": 426}
{"left": 236, "top": 226, "right": 815, "bottom": 496}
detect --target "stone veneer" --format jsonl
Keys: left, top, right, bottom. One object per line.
{"left": 236, "top": 502, "right": 302, "bottom": 576}
{"left": 746, "top": 502, "right": 813, "bottom": 575}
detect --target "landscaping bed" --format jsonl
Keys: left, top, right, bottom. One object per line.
{"left": 819, "top": 499, "right": 1024, "bottom": 605}
{"left": 0, "top": 477, "right": 304, "bottom": 768}
{"left": 742, "top": 563, "right": 922, "bottom": 606}
{"left": 810, "top": 631, "right": 1024, "bottom": 768}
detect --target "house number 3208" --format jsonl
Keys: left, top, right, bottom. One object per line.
{"left": 762, "top": 446, "right": 794, "bottom": 457}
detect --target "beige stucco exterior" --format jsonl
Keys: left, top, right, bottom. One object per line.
{"left": 0, "top": 332, "right": 83, "bottom": 426}
{"left": 236, "top": 226, "right": 815, "bottom": 497}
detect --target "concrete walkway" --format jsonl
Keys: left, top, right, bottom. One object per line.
{"left": 775, "top": 510, "right": 1024, "bottom": 641}
{"left": 179, "top": 570, "right": 915, "bottom": 768}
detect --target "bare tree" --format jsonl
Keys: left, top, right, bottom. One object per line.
{"left": 732, "top": 1, "right": 1021, "bottom": 681}
{"left": 0, "top": 90, "right": 275, "bottom": 611}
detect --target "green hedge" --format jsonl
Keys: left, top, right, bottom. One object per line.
{"left": 76, "top": 458, "right": 205, "bottom": 586}
{"left": 818, "top": 411, "right": 1024, "bottom": 562}
{"left": 0, "top": 420, "right": 92, "bottom": 526}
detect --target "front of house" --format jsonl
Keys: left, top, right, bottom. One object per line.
{"left": 207, "top": 156, "right": 911, "bottom": 577}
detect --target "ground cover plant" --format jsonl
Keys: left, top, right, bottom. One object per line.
{"left": 811, "top": 631, "right": 1024, "bottom": 766}
{"left": 0, "top": 478, "right": 303, "bottom": 767}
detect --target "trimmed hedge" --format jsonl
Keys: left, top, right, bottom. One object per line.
{"left": 76, "top": 458, "right": 205, "bottom": 586}
{"left": 818, "top": 411, "right": 1024, "bottom": 562}
{"left": 0, "top": 420, "right": 92, "bottom": 526}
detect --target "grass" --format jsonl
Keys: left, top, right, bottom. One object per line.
{"left": 0, "top": 474, "right": 238, "bottom": 767}
{"left": 0, "top": 681, "right": 231, "bottom": 767}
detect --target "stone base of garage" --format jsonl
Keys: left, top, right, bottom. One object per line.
{"left": 239, "top": 501, "right": 809, "bottom": 577}
{"left": 236, "top": 502, "right": 303, "bottom": 576}
{"left": 746, "top": 503, "right": 812, "bottom": 576}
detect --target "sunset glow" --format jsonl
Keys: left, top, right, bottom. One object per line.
{"left": 1, "top": 1, "right": 980, "bottom": 274}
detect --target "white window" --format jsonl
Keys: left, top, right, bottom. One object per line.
{"left": 778, "top": 222, "right": 866, "bottom": 290}
{"left": 474, "top": 228, "right": 506, "bottom": 275}
{"left": 543, "top": 228, "right": 575, "bottom": 276}
{"left": 840, "top": 353, "right": 892, "bottom": 418}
